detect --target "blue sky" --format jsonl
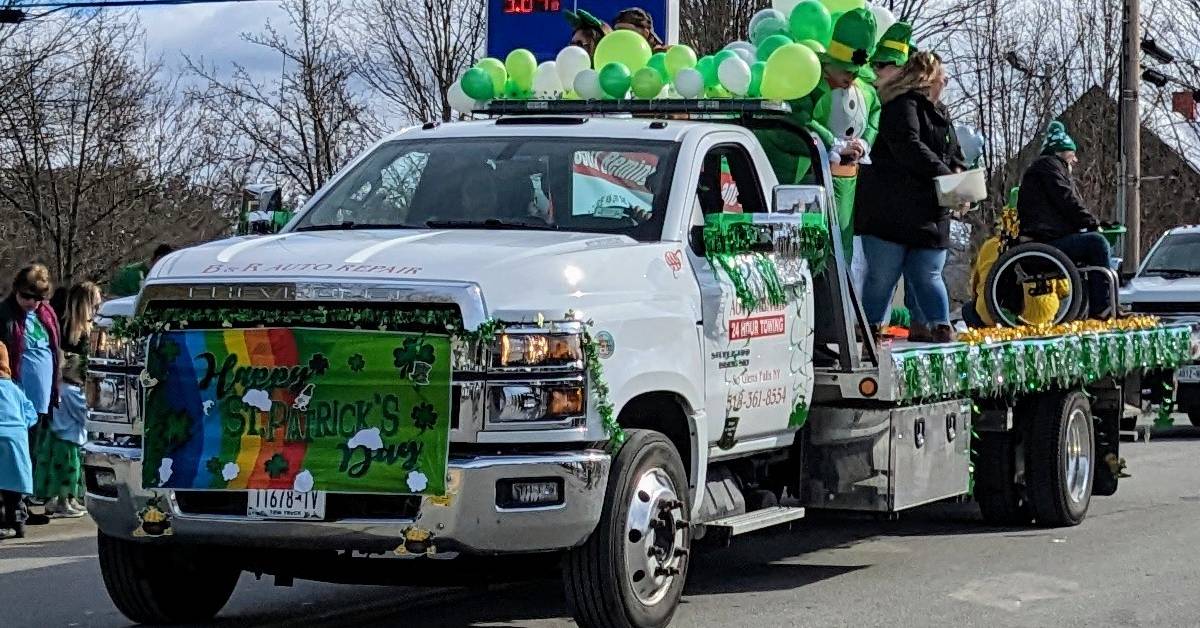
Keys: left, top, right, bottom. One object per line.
{"left": 133, "top": 0, "right": 287, "bottom": 78}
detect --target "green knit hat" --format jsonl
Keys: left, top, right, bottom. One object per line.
{"left": 871, "top": 21, "right": 913, "bottom": 66}
{"left": 1041, "top": 121, "right": 1077, "bottom": 154}
{"left": 821, "top": 8, "right": 877, "bottom": 77}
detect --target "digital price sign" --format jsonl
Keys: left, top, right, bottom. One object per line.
{"left": 503, "top": 0, "right": 562, "bottom": 13}
{"left": 487, "top": 0, "right": 675, "bottom": 62}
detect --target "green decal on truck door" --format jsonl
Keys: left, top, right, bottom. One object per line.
{"left": 141, "top": 328, "right": 452, "bottom": 496}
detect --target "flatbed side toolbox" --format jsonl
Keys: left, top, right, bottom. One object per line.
{"left": 804, "top": 400, "right": 972, "bottom": 512}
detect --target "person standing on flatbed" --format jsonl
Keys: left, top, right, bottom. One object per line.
{"left": 108, "top": 243, "right": 173, "bottom": 298}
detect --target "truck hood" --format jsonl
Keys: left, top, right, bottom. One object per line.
{"left": 148, "top": 229, "right": 681, "bottom": 317}
{"left": 1120, "top": 275, "right": 1200, "bottom": 304}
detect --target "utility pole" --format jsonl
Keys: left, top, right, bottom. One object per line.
{"left": 1119, "top": 0, "right": 1142, "bottom": 267}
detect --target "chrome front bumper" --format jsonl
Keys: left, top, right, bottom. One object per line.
{"left": 84, "top": 444, "right": 610, "bottom": 554}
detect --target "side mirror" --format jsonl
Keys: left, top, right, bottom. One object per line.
{"left": 773, "top": 184, "right": 829, "bottom": 216}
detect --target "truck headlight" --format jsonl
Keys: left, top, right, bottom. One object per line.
{"left": 487, "top": 382, "right": 585, "bottom": 424}
{"left": 495, "top": 333, "right": 583, "bottom": 369}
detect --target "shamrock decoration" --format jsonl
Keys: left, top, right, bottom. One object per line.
{"left": 348, "top": 353, "right": 366, "bottom": 373}
{"left": 205, "top": 456, "right": 224, "bottom": 476}
{"left": 393, "top": 338, "right": 436, "bottom": 380}
{"left": 411, "top": 402, "right": 439, "bottom": 433}
{"left": 264, "top": 453, "right": 289, "bottom": 479}
{"left": 308, "top": 353, "right": 330, "bottom": 376}
{"left": 161, "top": 409, "right": 192, "bottom": 449}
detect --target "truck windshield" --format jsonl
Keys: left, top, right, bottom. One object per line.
{"left": 1141, "top": 233, "right": 1200, "bottom": 276}
{"left": 294, "top": 136, "right": 680, "bottom": 242}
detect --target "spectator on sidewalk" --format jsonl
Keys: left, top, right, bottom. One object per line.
{"left": 33, "top": 282, "right": 100, "bottom": 519}
{"left": 108, "top": 243, "right": 174, "bottom": 298}
{"left": 0, "top": 343, "right": 38, "bottom": 539}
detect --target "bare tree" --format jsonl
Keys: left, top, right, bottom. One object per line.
{"left": 351, "top": 0, "right": 486, "bottom": 123}
{"left": 187, "top": 0, "right": 380, "bottom": 197}
{"left": 681, "top": 0, "right": 769, "bottom": 55}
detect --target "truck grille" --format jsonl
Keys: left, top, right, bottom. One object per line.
{"left": 174, "top": 491, "right": 422, "bottom": 521}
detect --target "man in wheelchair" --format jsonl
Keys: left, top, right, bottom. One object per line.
{"left": 1015, "top": 121, "right": 1114, "bottom": 319}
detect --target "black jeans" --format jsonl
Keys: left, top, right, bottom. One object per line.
{"left": 1048, "top": 232, "right": 1113, "bottom": 318}
{"left": 1, "top": 489, "right": 27, "bottom": 531}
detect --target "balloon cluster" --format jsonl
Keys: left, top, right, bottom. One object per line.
{"left": 450, "top": 0, "right": 898, "bottom": 113}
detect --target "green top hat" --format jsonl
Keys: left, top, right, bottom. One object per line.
{"left": 821, "top": 8, "right": 877, "bottom": 76}
{"left": 1041, "top": 120, "right": 1077, "bottom": 155}
{"left": 871, "top": 21, "right": 913, "bottom": 66}
{"left": 565, "top": 9, "right": 609, "bottom": 34}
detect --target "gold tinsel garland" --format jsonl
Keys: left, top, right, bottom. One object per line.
{"left": 957, "top": 316, "right": 1163, "bottom": 345}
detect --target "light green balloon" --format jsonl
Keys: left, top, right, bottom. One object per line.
{"left": 631, "top": 67, "right": 665, "bottom": 99}
{"left": 749, "top": 61, "right": 766, "bottom": 98}
{"left": 799, "top": 39, "right": 827, "bottom": 53}
{"left": 598, "top": 62, "right": 632, "bottom": 99}
{"left": 647, "top": 52, "right": 669, "bottom": 82}
{"left": 714, "top": 50, "right": 739, "bottom": 67}
{"left": 594, "top": 30, "right": 652, "bottom": 72}
{"left": 475, "top": 57, "right": 507, "bottom": 94}
{"left": 460, "top": 68, "right": 494, "bottom": 101}
{"left": 820, "top": 0, "right": 864, "bottom": 13}
{"left": 761, "top": 43, "right": 820, "bottom": 101}
{"left": 664, "top": 44, "right": 698, "bottom": 78}
{"left": 505, "top": 49, "right": 537, "bottom": 92}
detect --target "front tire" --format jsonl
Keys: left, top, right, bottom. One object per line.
{"left": 563, "top": 430, "right": 691, "bottom": 628}
{"left": 1025, "top": 391, "right": 1094, "bottom": 527}
{"left": 98, "top": 532, "right": 240, "bottom": 624}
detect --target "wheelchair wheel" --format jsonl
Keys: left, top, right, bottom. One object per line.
{"left": 984, "top": 243, "right": 1083, "bottom": 328}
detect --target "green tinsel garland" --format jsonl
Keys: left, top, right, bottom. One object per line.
{"left": 702, "top": 212, "right": 831, "bottom": 312}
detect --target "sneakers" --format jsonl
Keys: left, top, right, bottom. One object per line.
{"left": 44, "top": 497, "right": 86, "bottom": 519}
{"left": 68, "top": 497, "right": 87, "bottom": 513}
{"left": 0, "top": 528, "right": 18, "bottom": 540}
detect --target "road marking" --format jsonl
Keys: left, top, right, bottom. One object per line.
{"left": 0, "top": 555, "right": 91, "bottom": 575}
{"left": 950, "top": 572, "right": 1080, "bottom": 611}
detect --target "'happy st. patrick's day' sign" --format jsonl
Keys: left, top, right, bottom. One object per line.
{"left": 141, "top": 328, "right": 452, "bottom": 496}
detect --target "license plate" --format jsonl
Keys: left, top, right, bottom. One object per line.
{"left": 246, "top": 490, "right": 326, "bottom": 520}
{"left": 1179, "top": 365, "right": 1200, "bottom": 383}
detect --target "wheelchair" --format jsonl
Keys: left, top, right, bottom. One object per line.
{"left": 981, "top": 224, "right": 1124, "bottom": 328}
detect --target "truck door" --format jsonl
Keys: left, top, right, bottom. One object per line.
{"left": 687, "top": 142, "right": 815, "bottom": 454}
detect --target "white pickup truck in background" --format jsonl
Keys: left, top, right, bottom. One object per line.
{"left": 1120, "top": 225, "right": 1200, "bottom": 425}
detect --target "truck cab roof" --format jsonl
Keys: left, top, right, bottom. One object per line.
{"left": 388, "top": 116, "right": 755, "bottom": 144}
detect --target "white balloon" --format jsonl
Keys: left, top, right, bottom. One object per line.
{"left": 772, "top": 0, "right": 803, "bottom": 17}
{"left": 734, "top": 48, "right": 756, "bottom": 66}
{"left": 556, "top": 46, "right": 592, "bottom": 92}
{"left": 749, "top": 9, "right": 786, "bottom": 37}
{"left": 724, "top": 40, "right": 755, "bottom": 53}
{"left": 718, "top": 57, "right": 752, "bottom": 96}
{"left": 674, "top": 68, "right": 705, "bottom": 98}
{"left": 533, "top": 61, "right": 563, "bottom": 98}
{"left": 447, "top": 80, "right": 477, "bottom": 114}
{"left": 573, "top": 69, "right": 605, "bottom": 100}
{"left": 869, "top": 4, "right": 897, "bottom": 43}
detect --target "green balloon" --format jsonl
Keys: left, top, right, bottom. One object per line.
{"left": 706, "top": 85, "right": 733, "bottom": 99}
{"left": 631, "top": 67, "right": 665, "bottom": 99}
{"left": 664, "top": 44, "right": 698, "bottom": 78}
{"left": 749, "top": 61, "right": 766, "bottom": 98}
{"left": 647, "top": 52, "right": 669, "bottom": 82}
{"left": 475, "top": 57, "right": 507, "bottom": 94}
{"left": 761, "top": 43, "right": 820, "bottom": 100}
{"left": 505, "top": 49, "right": 537, "bottom": 92}
{"left": 789, "top": 0, "right": 832, "bottom": 44}
{"left": 696, "top": 55, "right": 719, "bottom": 88}
{"left": 821, "top": 0, "right": 864, "bottom": 13}
{"left": 757, "top": 34, "right": 794, "bottom": 62}
{"left": 502, "top": 78, "right": 521, "bottom": 99}
{"left": 799, "top": 39, "right": 827, "bottom": 54}
{"left": 460, "top": 68, "right": 494, "bottom": 101}
{"left": 598, "top": 62, "right": 632, "bottom": 99}
{"left": 751, "top": 16, "right": 789, "bottom": 46}
{"left": 594, "top": 30, "right": 652, "bottom": 72}
{"left": 714, "top": 49, "right": 739, "bottom": 68}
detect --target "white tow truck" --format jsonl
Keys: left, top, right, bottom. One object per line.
{"left": 84, "top": 100, "right": 1191, "bottom": 628}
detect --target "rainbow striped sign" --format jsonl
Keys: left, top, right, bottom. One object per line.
{"left": 141, "top": 328, "right": 452, "bottom": 496}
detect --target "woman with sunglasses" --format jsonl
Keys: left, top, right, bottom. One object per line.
{"left": 0, "top": 264, "right": 62, "bottom": 522}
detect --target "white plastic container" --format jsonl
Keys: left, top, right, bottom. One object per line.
{"left": 935, "top": 168, "right": 988, "bottom": 207}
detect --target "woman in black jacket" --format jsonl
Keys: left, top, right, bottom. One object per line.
{"left": 856, "top": 51, "right": 965, "bottom": 343}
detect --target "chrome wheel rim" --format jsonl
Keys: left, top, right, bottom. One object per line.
{"left": 989, "top": 251, "right": 1077, "bottom": 328}
{"left": 1064, "top": 408, "right": 1092, "bottom": 503}
{"left": 624, "top": 468, "right": 687, "bottom": 606}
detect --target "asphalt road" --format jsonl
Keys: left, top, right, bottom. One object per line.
{"left": 5, "top": 424, "right": 1200, "bottom": 628}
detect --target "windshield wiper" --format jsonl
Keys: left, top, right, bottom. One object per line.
{"left": 425, "top": 218, "right": 559, "bottom": 231}
{"left": 294, "top": 222, "right": 416, "bottom": 232}
{"left": 1143, "top": 267, "right": 1200, "bottom": 277}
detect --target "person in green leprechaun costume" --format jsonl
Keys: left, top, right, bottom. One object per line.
{"left": 756, "top": 9, "right": 879, "bottom": 263}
